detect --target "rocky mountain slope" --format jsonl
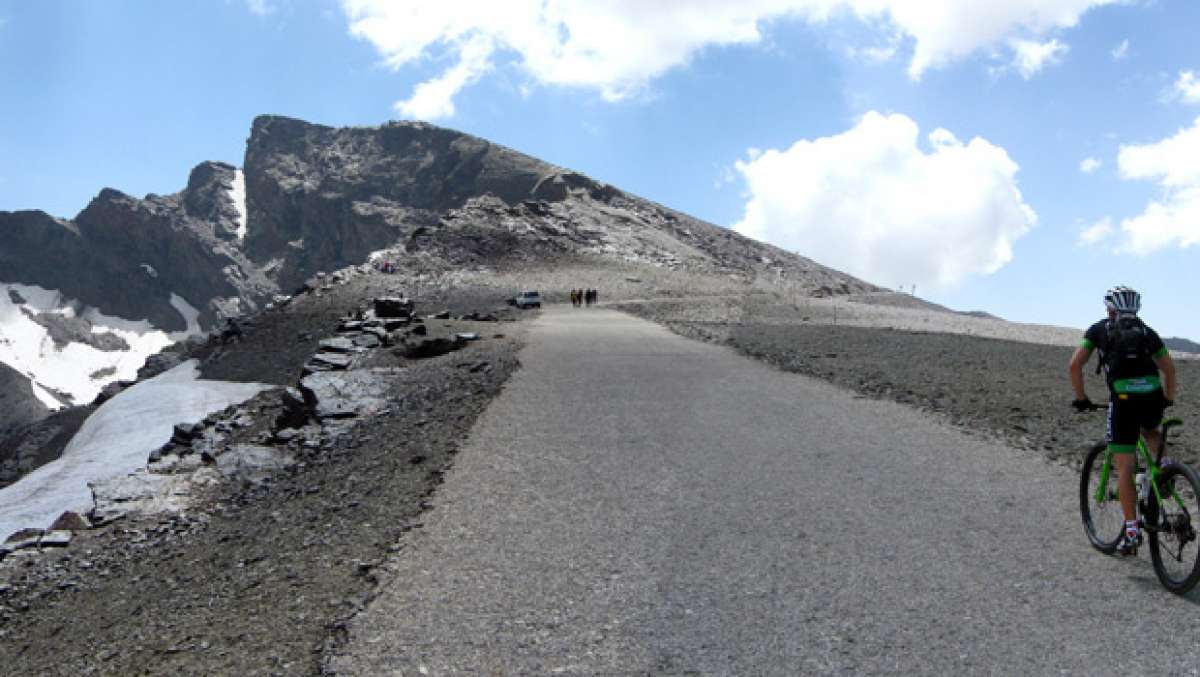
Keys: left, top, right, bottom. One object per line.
{"left": 0, "top": 363, "right": 48, "bottom": 441}
{"left": 0, "top": 114, "right": 876, "bottom": 423}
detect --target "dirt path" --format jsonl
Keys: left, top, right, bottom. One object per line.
{"left": 330, "top": 307, "right": 1200, "bottom": 675}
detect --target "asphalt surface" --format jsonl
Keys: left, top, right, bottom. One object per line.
{"left": 332, "top": 307, "right": 1200, "bottom": 676}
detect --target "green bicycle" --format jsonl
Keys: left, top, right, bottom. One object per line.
{"left": 1080, "top": 417, "right": 1200, "bottom": 593}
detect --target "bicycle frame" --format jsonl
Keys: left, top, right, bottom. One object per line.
{"left": 1094, "top": 417, "right": 1187, "bottom": 517}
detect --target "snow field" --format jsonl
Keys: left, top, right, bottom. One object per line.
{"left": 0, "top": 283, "right": 205, "bottom": 408}
{"left": 0, "top": 360, "right": 270, "bottom": 539}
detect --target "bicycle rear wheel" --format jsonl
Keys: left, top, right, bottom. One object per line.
{"left": 1080, "top": 442, "right": 1123, "bottom": 554}
{"left": 1148, "top": 462, "right": 1200, "bottom": 594}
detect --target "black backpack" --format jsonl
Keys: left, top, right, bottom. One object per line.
{"left": 1102, "top": 313, "right": 1151, "bottom": 375}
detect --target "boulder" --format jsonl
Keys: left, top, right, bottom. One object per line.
{"left": 2, "top": 528, "right": 44, "bottom": 551}
{"left": 374, "top": 296, "right": 414, "bottom": 318}
{"left": 171, "top": 422, "right": 201, "bottom": 444}
{"left": 49, "top": 511, "right": 90, "bottom": 532}
{"left": 354, "top": 333, "right": 381, "bottom": 349}
{"left": 309, "top": 352, "right": 354, "bottom": 370}
{"left": 38, "top": 530, "right": 72, "bottom": 548}
{"left": 318, "top": 337, "right": 356, "bottom": 353}
{"left": 400, "top": 337, "right": 464, "bottom": 359}
{"left": 138, "top": 351, "right": 185, "bottom": 381}
{"left": 276, "top": 387, "right": 310, "bottom": 428}
{"left": 274, "top": 427, "right": 300, "bottom": 442}
{"left": 89, "top": 471, "right": 202, "bottom": 524}
{"left": 217, "top": 444, "right": 295, "bottom": 485}
{"left": 300, "top": 368, "right": 403, "bottom": 419}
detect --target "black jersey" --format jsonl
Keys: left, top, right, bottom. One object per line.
{"left": 1082, "top": 317, "right": 1168, "bottom": 395}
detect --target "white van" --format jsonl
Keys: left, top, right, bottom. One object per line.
{"left": 514, "top": 290, "right": 542, "bottom": 308}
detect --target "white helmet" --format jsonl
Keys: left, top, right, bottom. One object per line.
{"left": 1105, "top": 285, "right": 1141, "bottom": 314}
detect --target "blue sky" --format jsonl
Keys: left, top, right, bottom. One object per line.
{"left": 2, "top": 1, "right": 1199, "bottom": 339}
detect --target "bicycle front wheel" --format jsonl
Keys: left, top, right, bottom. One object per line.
{"left": 1148, "top": 462, "right": 1200, "bottom": 594}
{"left": 1080, "top": 442, "right": 1123, "bottom": 554}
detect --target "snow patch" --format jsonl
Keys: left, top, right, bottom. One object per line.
{"left": 229, "top": 169, "right": 248, "bottom": 240}
{"left": 169, "top": 293, "right": 202, "bottom": 338}
{"left": 29, "top": 380, "right": 62, "bottom": 409}
{"left": 0, "top": 360, "right": 270, "bottom": 539}
{"left": 0, "top": 283, "right": 207, "bottom": 408}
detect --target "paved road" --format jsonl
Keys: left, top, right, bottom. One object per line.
{"left": 333, "top": 308, "right": 1200, "bottom": 675}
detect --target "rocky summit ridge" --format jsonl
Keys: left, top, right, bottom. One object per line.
{"left": 0, "top": 115, "right": 875, "bottom": 431}
{"left": 2, "top": 114, "right": 873, "bottom": 332}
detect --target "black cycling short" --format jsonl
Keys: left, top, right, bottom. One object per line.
{"left": 1107, "top": 393, "right": 1166, "bottom": 453}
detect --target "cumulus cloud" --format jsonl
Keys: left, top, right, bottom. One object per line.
{"left": 1078, "top": 217, "right": 1113, "bottom": 246}
{"left": 1009, "top": 38, "right": 1069, "bottom": 78}
{"left": 1175, "top": 71, "right": 1200, "bottom": 104}
{"left": 395, "top": 34, "right": 494, "bottom": 119}
{"left": 340, "top": 0, "right": 1117, "bottom": 119}
{"left": 1111, "top": 38, "right": 1129, "bottom": 61}
{"left": 1080, "top": 156, "right": 1102, "bottom": 174}
{"left": 731, "top": 112, "right": 1036, "bottom": 289}
{"left": 1116, "top": 116, "right": 1200, "bottom": 254}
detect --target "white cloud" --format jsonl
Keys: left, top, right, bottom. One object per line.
{"left": 1116, "top": 116, "right": 1200, "bottom": 254}
{"left": 731, "top": 112, "right": 1036, "bottom": 289}
{"left": 1009, "top": 38, "right": 1069, "bottom": 78}
{"left": 1175, "top": 71, "right": 1200, "bottom": 104}
{"left": 395, "top": 34, "right": 494, "bottom": 119}
{"left": 245, "top": 0, "right": 274, "bottom": 16}
{"left": 1078, "top": 217, "right": 1114, "bottom": 246}
{"left": 340, "top": 0, "right": 1118, "bottom": 119}
{"left": 1080, "top": 156, "right": 1102, "bottom": 174}
{"left": 1111, "top": 38, "right": 1129, "bottom": 61}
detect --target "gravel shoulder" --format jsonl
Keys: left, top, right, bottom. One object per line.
{"left": 614, "top": 296, "right": 1200, "bottom": 467}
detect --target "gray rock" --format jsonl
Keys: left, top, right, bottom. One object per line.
{"left": 400, "top": 337, "right": 464, "bottom": 359}
{"left": 90, "top": 471, "right": 201, "bottom": 524}
{"left": 217, "top": 444, "right": 295, "bottom": 484}
{"left": 274, "top": 427, "right": 300, "bottom": 442}
{"left": 456, "top": 332, "right": 480, "bottom": 341}
{"left": 139, "top": 351, "right": 185, "bottom": 381}
{"left": 277, "top": 387, "right": 310, "bottom": 429}
{"left": 38, "top": 530, "right": 72, "bottom": 548}
{"left": 374, "top": 297, "right": 414, "bottom": 318}
{"left": 171, "top": 423, "right": 201, "bottom": 444}
{"left": 319, "top": 337, "right": 356, "bottom": 353}
{"left": 300, "top": 369, "right": 403, "bottom": 419}
{"left": 3, "top": 528, "right": 44, "bottom": 550}
{"left": 49, "top": 511, "right": 90, "bottom": 532}
{"left": 310, "top": 352, "right": 354, "bottom": 370}
{"left": 353, "top": 333, "right": 381, "bottom": 349}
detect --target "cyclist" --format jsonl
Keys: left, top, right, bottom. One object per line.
{"left": 1069, "top": 286, "right": 1177, "bottom": 555}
